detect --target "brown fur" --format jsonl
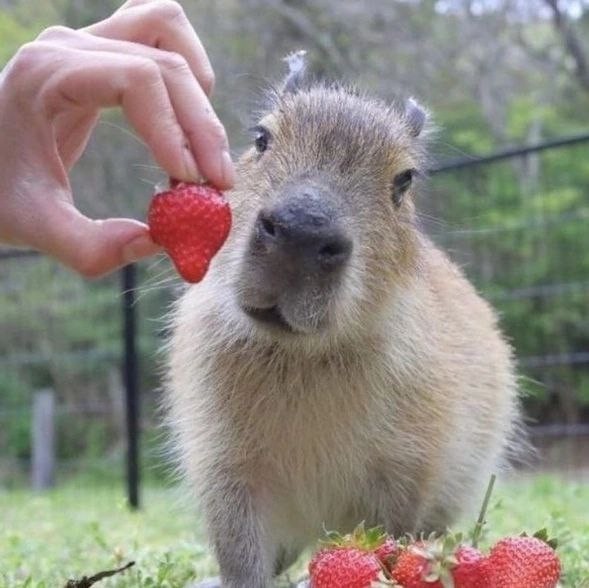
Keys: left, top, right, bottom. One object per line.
{"left": 163, "top": 82, "right": 520, "bottom": 587}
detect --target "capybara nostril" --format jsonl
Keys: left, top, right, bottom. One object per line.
{"left": 317, "top": 236, "right": 352, "bottom": 270}
{"left": 259, "top": 212, "right": 277, "bottom": 238}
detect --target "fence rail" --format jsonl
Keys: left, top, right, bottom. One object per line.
{"left": 430, "top": 131, "right": 589, "bottom": 173}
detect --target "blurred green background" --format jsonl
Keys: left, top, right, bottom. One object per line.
{"left": 2, "top": 0, "right": 588, "bottom": 484}
{"left": 0, "top": 0, "right": 588, "bottom": 586}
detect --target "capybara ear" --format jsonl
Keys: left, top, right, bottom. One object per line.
{"left": 281, "top": 50, "right": 308, "bottom": 94}
{"left": 404, "top": 97, "right": 427, "bottom": 137}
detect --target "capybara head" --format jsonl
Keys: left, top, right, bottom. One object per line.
{"left": 212, "top": 52, "right": 430, "bottom": 344}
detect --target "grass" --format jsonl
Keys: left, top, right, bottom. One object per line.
{"left": 0, "top": 474, "right": 588, "bottom": 587}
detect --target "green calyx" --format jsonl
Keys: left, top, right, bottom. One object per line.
{"left": 321, "top": 521, "right": 389, "bottom": 551}
{"left": 399, "top": 533, "right": 466, "bottom": 588}
{"left": 520, "top": 527, "right": 559, "bottom": 551}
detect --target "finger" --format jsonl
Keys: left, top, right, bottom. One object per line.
{"left": 43, "top": 48, "right": 202, "bottom": 183}
{"left": 54, "top": 109, "right": 99, "bottom": 170}
{"left": 42, "top": 34, "right": 234, "bottom": 188}
{"left": 158, "top": 53, "right": 236, "bottom": 190}
{"left": 84, "top": 0, "right": 215, "bottom": 95}
{"left": 42, "top": 201, "right": 161, "bottom": 278}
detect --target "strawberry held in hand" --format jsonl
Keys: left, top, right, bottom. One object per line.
{"left": 148, "top": 181, "right": 231, "bottom": 283}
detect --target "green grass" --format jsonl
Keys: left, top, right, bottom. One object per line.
{"left": 0, "top": 474, "right": 588, "bottom": 587}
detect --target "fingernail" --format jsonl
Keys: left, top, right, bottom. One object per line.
{"left": 221, "top": 150, "right": 236, "bottom": 187}
{"left": 122, "top": 234, "right": 159, "bottom": 264}
{"left": 183, "top": 147, "right": 202, "bottom": 182}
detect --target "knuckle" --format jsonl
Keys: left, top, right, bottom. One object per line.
{"left": 205, "top": 119, "right": 227, "bottom": 145}
{"left": 129, "top": 57, "right": 162, "bottom": 86}
{"left": 151, "top": 0, "right": 185, "bottom": 23}
{"left": 200, "top": 67, "right": 215, "bottom": 95}
{"left": 146, "top": 116, "right": 181, "bottom": 149}
{"left": 36, "top": 25, "right": 74, "bottom": 42}
{"left": 187, "top": 117, "right": 227, "bottom": 151}
{"left": 159, "top": 51, "right": 190, "bottom": 75}
{"left": 10, "top": 42, "right": 43, "bottom": 71}
{"left": 5, "top": 42, "right": 50, "bottom": 85}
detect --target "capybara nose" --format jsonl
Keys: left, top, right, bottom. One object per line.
{"left": 254, "top": 191, "right": 352, "bottom": 273}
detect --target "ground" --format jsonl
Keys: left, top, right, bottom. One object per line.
{"left": 1, "top": 474, "right": 588, "bottom": 587}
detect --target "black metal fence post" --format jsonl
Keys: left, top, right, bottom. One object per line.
{"left": 122, "top": 263, "right": 140, "bottom": 509}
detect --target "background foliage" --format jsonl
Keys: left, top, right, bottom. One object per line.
{"left": 0, "top": 0, "right": 588, "bottom": 477}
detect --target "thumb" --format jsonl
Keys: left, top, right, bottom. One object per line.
{"left": 42, "top": 203, "right": 161, "bottom": 278}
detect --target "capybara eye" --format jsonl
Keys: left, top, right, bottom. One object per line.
{"left": 392, "top": 168, "right": 415, "bottom": 207}
{"left": 253, "top": 125, "right": 271, "bottom": 153}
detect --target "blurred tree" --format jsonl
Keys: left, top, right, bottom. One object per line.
{"left": 542, "top": 0, "right": 589, "bottom": 92}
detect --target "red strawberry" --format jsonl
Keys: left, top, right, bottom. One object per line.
{"left": 453, "top": 545, "right": 491, "bottom": 588}
{"left": 148, "top": 181, "right": 231, "bottom": 283}
{"left": 390, "top": 543, "right": 442, "bottom": 588}
{"left": 391, "top": 540, "right": 490, "bottom": 588}
{"left": 309, "top": 546, "right": 383, "bottom": 588}
{"left": 374, "top": 537, "right": 399, "bottom": 569}
{"left": 487, "top": 535, "right": 561, "bottom": 588}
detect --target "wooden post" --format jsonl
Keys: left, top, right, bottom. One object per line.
{"left": 31, "top": 389, "right": 55, "bottom": 490}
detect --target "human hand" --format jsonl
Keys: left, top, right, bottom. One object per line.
{"left": 0, "top": 0, "right": 234, "bottom": 278}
